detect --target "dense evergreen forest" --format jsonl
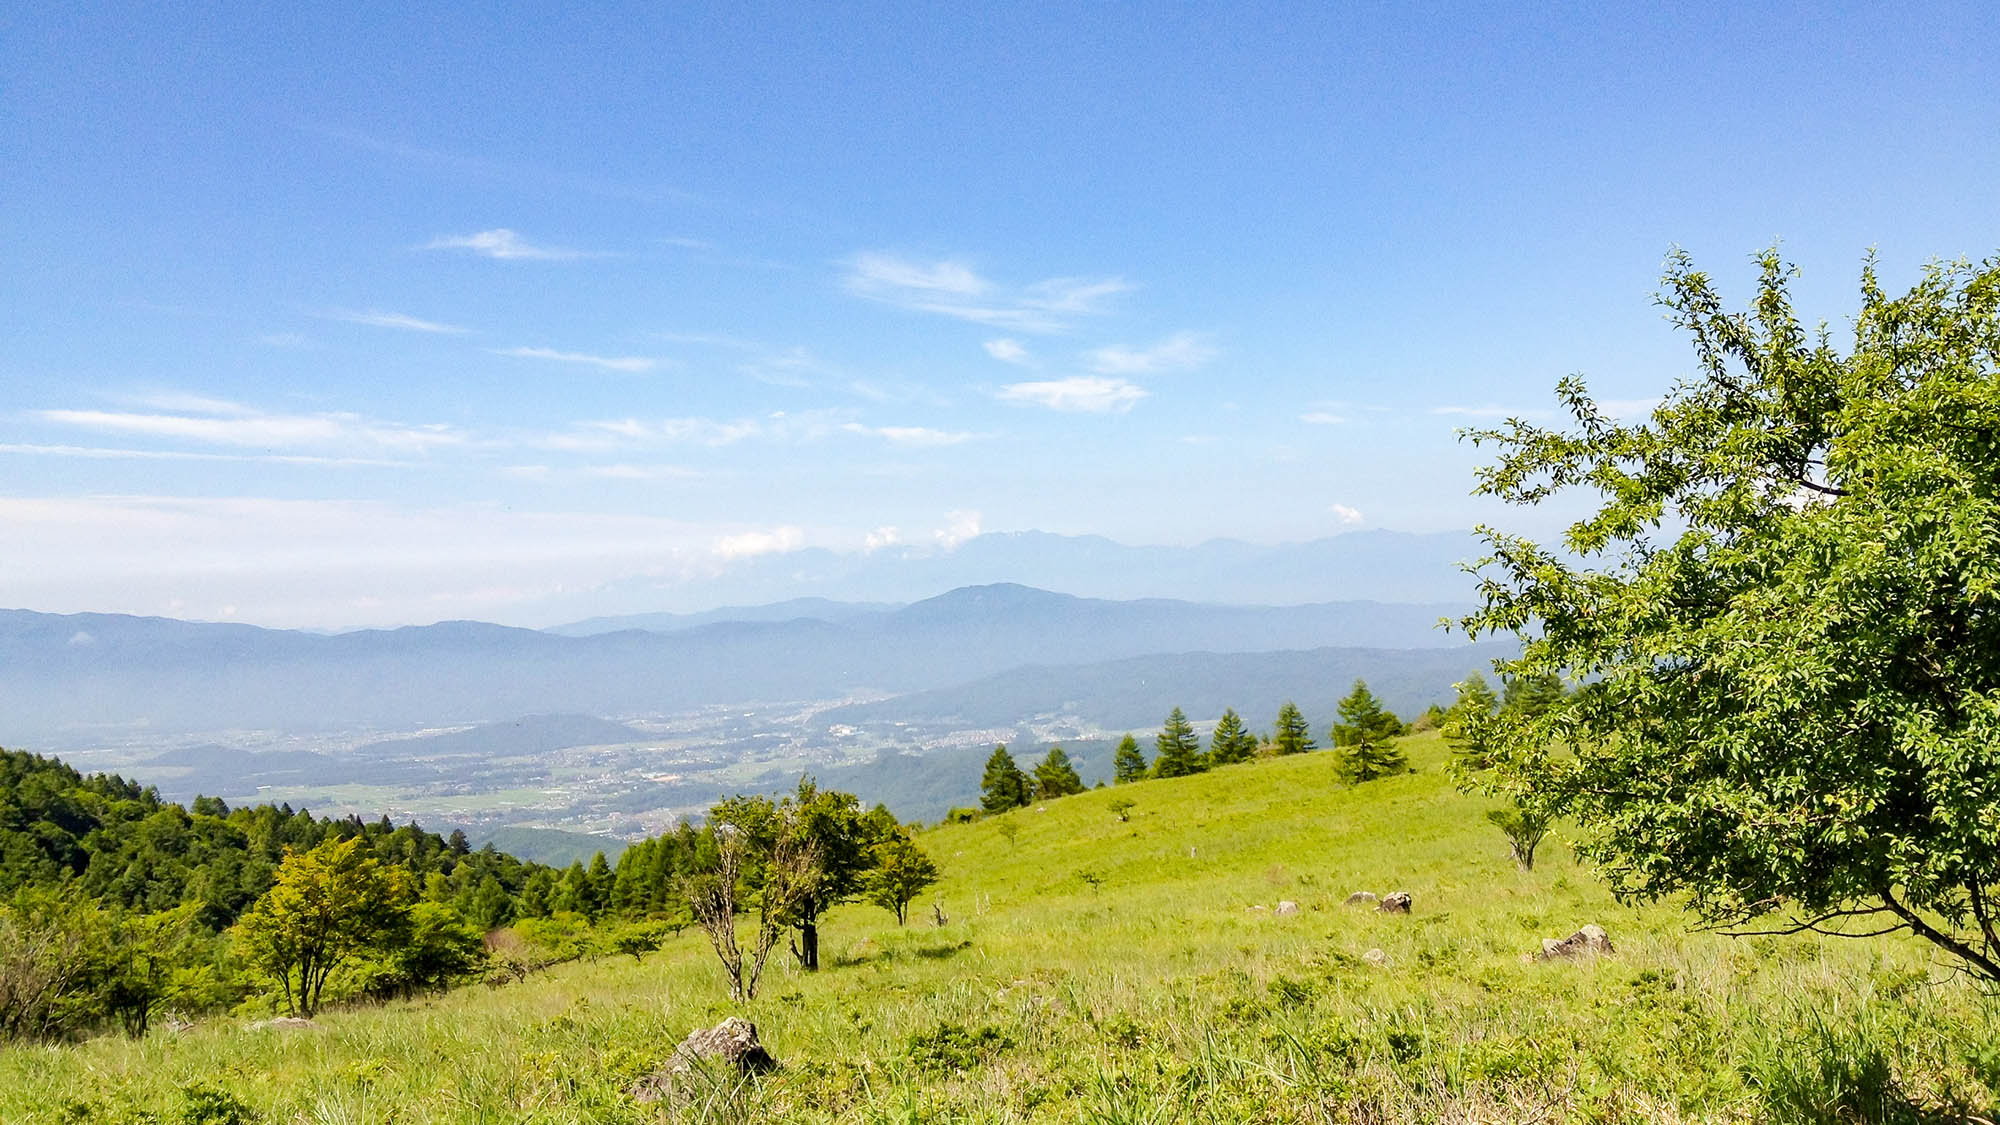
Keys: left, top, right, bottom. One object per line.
{"left": 0, "top": 747, "right": 934, "bottom": 1040}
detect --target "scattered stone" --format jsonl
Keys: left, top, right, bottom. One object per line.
{"left": 1535, "top": 923, "right": 1614, "bottom": 960}
{"left": 1247, "top": 904, "right": 1268, "bottom": 912}
{"left": 246, "top": 1016, "right": 319, "bottom": 1031}
{"left": 1343, "top": 891, "right": 1379, "bottom": 907}
{"left": 1361, "top": 948, "right": 1388, "bottom": 967}
{"left": 1274, "top": 900, "right": 1300, "bottom": 915}
{"left": 1377, "top": 891, "right": 1412, "bottom": 914}
{"left": 629, "top": 1017, "right": 778, "bottom": 1104}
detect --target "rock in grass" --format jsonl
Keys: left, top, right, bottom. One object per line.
{"left": 1376, "top": 891, "right": 1412, "bottom": 914}
{"left": 1536, "top": 923, "right": 1613, "bottom": 960}
{"left": 1362, "top": 948, "right": 1388, "bottom": 967}
{"left": 1343, "top": 891, "right": 1379, "bottom": 907}
{"left": 629, "top": 1017, "right": 779, "bottom": 1104}
{"left": 246, "top": 1016, "right": 319, "bottom": 1031}
{"left": 1275, "top": 900, "right": 1299, "bottom": 915}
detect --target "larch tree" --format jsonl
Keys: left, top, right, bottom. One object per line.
{"left": 1032, "top": 746, "right": 1085, "bottom": 798}
{"left": 1330, "top": 679, "right": 1408, "bottom": 784}
{"left": 1151, "top": 708, "right": 1203, "bottom": 778}
{"left": 979, "top": 746, "right": 1033, "bottom": 813}
{"left": 1206, "top": 708, "right": 1257, "bottom": 765}
{"left": 1270, "top": 702, "right": 1316, "bottom": 756}
{"left": 1112, "top": 734, "right": 1149, "bottom": 783}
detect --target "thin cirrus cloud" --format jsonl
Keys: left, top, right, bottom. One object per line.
{"left": 839, "top": 422, "right": 974, "bottom": 447}
{"left": 317, "top": 308, "right": 469, "bottom": 335}
{"left": 843, "top": 252, "right": 1129, "bottom": 334}
{"left": 423, "top": 228, "right": 600, "bottom": 261}
{"left": 983, "top": 338, "right": 1032, "bottom": 365}
{"left": 35, "top": 400, "right": 465, "bottom": 453}
{"left": 493, "top": 346, "right": 662, "bottom": 374}
{"left": 1085, "top": 332, "right": 1216, "bottom": 375}
{"left": 996, "top": 375, "right": 1148, "bottom": 413}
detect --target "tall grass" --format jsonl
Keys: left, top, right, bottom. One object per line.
{"left": 8, "top": 733, "right": 1995, "bottom": 1122}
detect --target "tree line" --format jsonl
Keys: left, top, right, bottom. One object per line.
{"left": 975, "top": 678, "right": 1434, "bottom": 814}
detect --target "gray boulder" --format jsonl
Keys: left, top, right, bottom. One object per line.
{"left": 1275, "top": 900, "right": 1299, "bottom": 916}
{"left": 1376, "top": 891, "right": 1412, "bottom": 914}
{"left": 1343, "top": 891, "right": 1379, "bottom": 907}
{"left": 630, "top": 1017, "right": 779, "bottom": 1104}
{"left": 1536, "top": 924, "right": 1614, "bottom": 960}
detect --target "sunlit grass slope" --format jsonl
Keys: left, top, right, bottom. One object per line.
{"left": 8, "top": 733, "right": 1997, "bottom": 1123}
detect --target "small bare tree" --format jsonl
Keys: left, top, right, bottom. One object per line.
{"left": 683, "top": 802, "right": 825, "bottom": 1002}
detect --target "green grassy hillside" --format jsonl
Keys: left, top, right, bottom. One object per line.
{"left": 9, "top": 733, "right": 1996, "bottom": 1123}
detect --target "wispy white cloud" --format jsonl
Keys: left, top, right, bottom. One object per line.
{"left": 864, "top": 526, "right": 902, "bottom": 552}
{"left": 493, "top": 346, "right": 662, "bottom": 374}
{"left": 713, "top": 526, "right": 805, "bottom": 561}
{"left": 1330, "top": 503, "right": 1364, "bottom": 525}
{"left": 1300, "top": 411, "right": 1346, "bottom": 425}
{"left": 1086, "top": 332, "right": 1215, "bottom": 375}
{"left": 0, "top": 443, "right": 412, "bottom": 468}
{"left": 840, "top": 423, "right": 974, "bottom": 447}
{"left": 583, "top": 463, "right": 703, "bottom": 481}
{"left": 996, "top": 376, "right": 1148, "bottom": 413}
{"left": 983, "top": 338, "right": 1032, "bottom": 365}
{"left": 319, "top": 308, "right": 469, "bottom": 335}
{"left": 844, "top": 252, "right": 1129, "bottom": 334}
{"left": 424, "top": 228, "right": 600, "bottom": 261}
{"left": 934, "top": 510, "right": 983, "bottom": 549}
{"left": 37, "top": 405, "right": 465, "bottom": 453}
{"left": 0, "top": 493, "right": 810, "bottom": 628}
{"left": 538, "top": 410, "right": 859, "bottom": 452}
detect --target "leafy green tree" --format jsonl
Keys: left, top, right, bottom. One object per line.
{"left": 1485, "top": 806, "right": 1551, "bottom": 872}
{"left": 979, "top": 746, "right": 1032, "bottom": 813}
{"left": 776, "top": 778, "right": 879, "bottom": 971}
{"left": 1330, "top": 679, "right": 1407, "bottom": 784}
{"left": 230, "top": 836, "right": 413, "bottom": 1017}
{"left": 866, "top": 832, "right": 941, "bottom": 925}
{"left": 1112, "top": 735, "right": 1148, "bottom": 783}
{"left": 1206, "top": 708, "right": 1257, "bottom": 765}
{"left": 1151, "top": 708, "right": 1203, "bottom": 778}
{"left": 1459, "top": 249, "right": 2000, "bottom": 981}
{"left": 1032, "top": 746, "right": 1085, "bottom": 798}
{"left": 1270, "top": 702, "right": 1316, "bottom": 756}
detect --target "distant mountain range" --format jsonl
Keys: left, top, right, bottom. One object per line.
{"left": 549, "top": 528, "right": 1483, "bottom": 618}
{"left": 0, "top": 584, "right": 1476, "bottom": 742}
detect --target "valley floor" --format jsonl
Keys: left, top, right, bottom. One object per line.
{"left": 7, "top": 733, "right": 1996, "bottom": 1123}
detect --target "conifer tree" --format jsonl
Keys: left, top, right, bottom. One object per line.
{"left": 1443, "top": 671, "right": 1502, "bottom": 771}
{"left": 1112, "top": 734, "right": 1148, "bottom": 783}
{"left": 1152, "top": 707, "right": 1203, "bottom": 778}
{"left": 1330, "top": 679, "right": 1408, "bottom": 783}
{"left": 1032, "top": 746, "right": 1085, "bottom": 798}
{"left": 1501, "top": 671, "right": 1566, "bottom": 719}
{"left": 979, "top": 745, "right": 1032, "bottom": 813}
{"left": 1207, "top": 708, "right": 1256, "bottom": 765}
{"left": 1271, "top": 701, "right": 1316, "bottom": 755}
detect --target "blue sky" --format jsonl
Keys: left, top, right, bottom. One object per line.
{"left": 4, "top": 3, "right": 1997, "bottom": 627}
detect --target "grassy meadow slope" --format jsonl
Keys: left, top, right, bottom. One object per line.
{"left": 8, "top": 733, "right": 1996, "bottom": 1123}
